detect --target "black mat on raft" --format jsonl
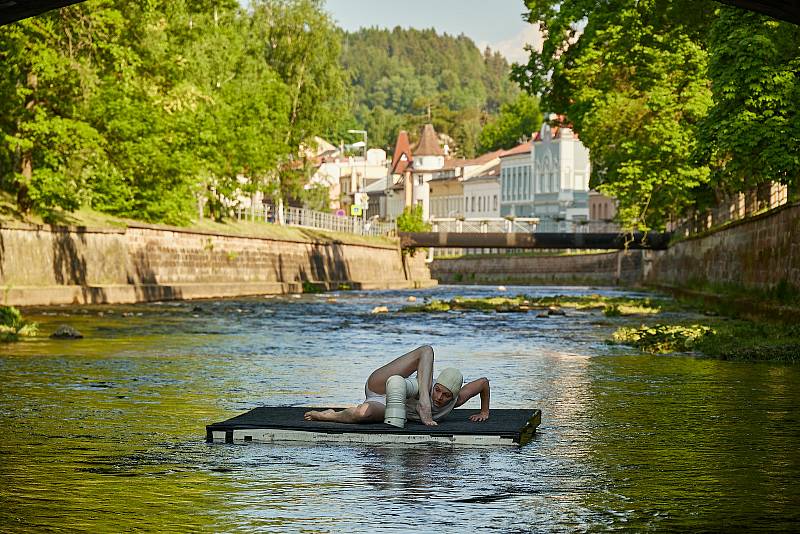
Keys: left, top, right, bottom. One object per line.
{"left": 207, "top": 407, "right": 541, "bottom": 444}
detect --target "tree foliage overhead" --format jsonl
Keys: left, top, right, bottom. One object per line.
{"left": 340, "top": 27, "right": 520, "bottom": 157}
{"left": 512, "top": 0, "right": 715, "bottom": 230}
{"left": 697, "top": 6, "right": 800, "bottom": 196}
{"left": 0, "top": 0, "right": 345, "bottom": 223}
{"left": 512, "top": 0, "right": 799, "bottom": 230}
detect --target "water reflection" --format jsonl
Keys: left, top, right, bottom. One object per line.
{"left": 1, "top": 285, "right": 798, "bottom": 530}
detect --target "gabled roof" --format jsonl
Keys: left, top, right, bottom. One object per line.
{"left": 465, "top": 163, "right": 501, "bottom": 183}
{"left": 390, "top": 130, "right": 413, "bottom": 175}
{"left": 499, "top": 141, "right": 532, "bottom": 157}
{"left": 413, "top": 124, "right": 444, "bottom": 156}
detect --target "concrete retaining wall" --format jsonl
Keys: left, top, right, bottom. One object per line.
{"left": 646, "top": 202, "right": 800, "bottom": 291}
{"left": 0, "top": 222, "right": 434, "bottom": 306}
{"left": 430, "top": 251, "right": 643, "bottom": 286}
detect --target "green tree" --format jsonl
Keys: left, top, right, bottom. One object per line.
{"left": 512, "top": 0, "right": 715, "bottom": 230}
{"left": 250, "top": 0, "right": 347, "bottom": 204}
{"left": 0, "top": 2, "right": 125, "bottom": 216}
{"left": 340, "top": 26, "right": 519, "bottom": 152}
{"left": 697, "top": 7, "right": 800, "bottom": 198}
{"left": 396, "top": 205, "right": 430, "bottom": 232}
{"left": 479, "top": 92, "right": 542, "bottom": 152}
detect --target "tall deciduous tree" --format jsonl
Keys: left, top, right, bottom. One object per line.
{"left": 250, "top": 0, "right": 347, "bottom": 203}
{"left": 0, "top": 1, "right": 125, "bottom": 216}
{"left": 479, "top": 92, "right": 542, "bottom": 152}
{"left": 697, "top": 7, "right": 800, "bottom": 197}
{"left": 512, "top": 0, "right": 715, "bottom": 230}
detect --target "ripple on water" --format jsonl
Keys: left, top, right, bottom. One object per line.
{"left": 1, "top": 285, "right": 799, "bottom": 531}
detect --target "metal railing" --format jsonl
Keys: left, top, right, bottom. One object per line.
{"left": 236, "top": 204, "right": 396, "bottom": 237}
{"left": 669, "top": 182, "right": 790, "bottom": 237}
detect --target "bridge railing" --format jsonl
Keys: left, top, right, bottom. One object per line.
{"left": 429, "top": 217, "right": 621, "bottom": 234}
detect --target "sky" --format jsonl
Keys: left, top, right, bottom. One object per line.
{"left": 322, "top": 0, "right": 541, "bottom": 64}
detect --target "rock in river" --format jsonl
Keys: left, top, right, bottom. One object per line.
{"left": 50, "top": 325, "right": 83, "bottom": 339}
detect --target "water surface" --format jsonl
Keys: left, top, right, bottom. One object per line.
{"left": 1, "top": 285, "right": 798, "bottom": 531}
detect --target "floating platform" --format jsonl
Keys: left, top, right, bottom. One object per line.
{"left": 206, "top": 407, "right": 541, "bottom": 446}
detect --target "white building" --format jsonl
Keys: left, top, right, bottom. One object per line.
{"left": 463, "top": 163, "right": 501, "bottom": 218}
{"left": 309, "top": 148, "right": 388, "bottom": 210}
{"left": 499, "top": 120, "right": 592, "bottom": 229}
{"left": 529, "top": 121, "right": 590, "bottom": 229}
{"left": 499, "top": 141, "right": 533, "bottom": 217}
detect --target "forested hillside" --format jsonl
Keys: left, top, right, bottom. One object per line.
{"left": 340, "top": 27, "right": 525, "bottom": 156}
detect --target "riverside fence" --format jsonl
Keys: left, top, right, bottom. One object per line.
{"left": 669, "top": 181, "right": 791, "bottom": 237}
{"left": 235, "top": 204, "right": 397, "bottom": 237}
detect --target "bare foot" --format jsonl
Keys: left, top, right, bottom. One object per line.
{"left": 304, "top": 409, "right": 337, "bottom": 421}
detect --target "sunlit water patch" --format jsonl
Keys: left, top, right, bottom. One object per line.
{"left": 1, "top": 285, "right": 799, "bottom": 531}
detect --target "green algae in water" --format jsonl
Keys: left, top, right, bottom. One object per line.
{"left": 610, "top": 324, "right": 714, "bottom": 354}
{"left": 400, "top": 294, "right": 664, "bottom": 315}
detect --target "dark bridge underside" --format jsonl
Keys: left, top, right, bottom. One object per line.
{"left": 399, "top": 231, "right": 671, "bottom": 250}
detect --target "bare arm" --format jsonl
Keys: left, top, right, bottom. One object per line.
{"left": 455, "top": 377, "right": 490, "bottom": 422}
{"left": 415, "top": 347, "right": 436, "bottom": 426}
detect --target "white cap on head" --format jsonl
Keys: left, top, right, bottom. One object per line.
{"left": 435, "top": 368, "right": 463, "bottom": 397}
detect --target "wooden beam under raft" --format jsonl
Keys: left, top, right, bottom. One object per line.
{"left": 207, "top": 407, "right": 541, "bottom": 446}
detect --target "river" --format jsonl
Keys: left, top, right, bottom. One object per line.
{"left": 1, "top": 285, "right": 798, "bottom": 532}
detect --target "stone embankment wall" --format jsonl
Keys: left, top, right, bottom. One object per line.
{"left": 430, "top": 251, "right": 643, "bottom": 286}
{"left": 646, "top": 202, "right": 800, "bottom": 291}
{"left": 0, "top": 222, "right": 434, "bottom": 306}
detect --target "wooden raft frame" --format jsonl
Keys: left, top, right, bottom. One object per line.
{"left": 206, "top": 407, "right": 541, "bottom": 446}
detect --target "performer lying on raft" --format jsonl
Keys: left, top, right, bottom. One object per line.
{"left": 304, "top": 345, "right": 490, "bottom": 427}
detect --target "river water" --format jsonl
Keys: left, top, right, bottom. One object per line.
{"left": 1, "top": 285, "right": 798, "bottom": 532}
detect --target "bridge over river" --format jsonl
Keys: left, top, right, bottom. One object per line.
{"left": 399, "top": 219, "right": 672, "bottom": 250}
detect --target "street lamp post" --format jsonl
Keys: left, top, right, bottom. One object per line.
{"left": 347, "top": 129, "right": 368, "bottom": 222}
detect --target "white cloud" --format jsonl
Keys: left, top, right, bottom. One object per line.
{"left": 479, "top": 24, "right": 543, "bottom": 65}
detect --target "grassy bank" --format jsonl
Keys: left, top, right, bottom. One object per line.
{"left": 0, "top": 192, "right": 395, "bottom": 248}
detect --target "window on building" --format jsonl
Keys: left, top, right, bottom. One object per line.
{"left": 471, "top": 196, "right": 475, "bottom": 212}
{"left": 493, "top": 195, "right": 498, "bottom": 210}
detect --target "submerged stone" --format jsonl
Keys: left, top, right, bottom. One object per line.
{"left": 50, "top": 325, "right": 83, "bottom": 339}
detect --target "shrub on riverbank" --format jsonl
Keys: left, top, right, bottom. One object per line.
{"left": 0, "top": 306, "right": 38, "bottom": 342}
{"left": 609, "top": 320, "right": 800, "bottom": 362}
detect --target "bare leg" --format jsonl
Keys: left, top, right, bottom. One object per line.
{"left": 366, "top": 345, "right": 434, "bottom": 394}
{"left": 304, "top": 402, "right": 385, "bottom": 423}
{"left": 367, "top": 345, "right": 436, "bottom": 425}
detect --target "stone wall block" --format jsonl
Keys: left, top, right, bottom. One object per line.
{"left": 1, "top": 223, "right": 433, "bottom": 305}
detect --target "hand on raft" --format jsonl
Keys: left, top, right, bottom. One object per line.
{"left": 469, "top": 411, "right": 489, "bottom": 422}
{"left": 416, "top": 399, "right": 438, "bottom": 426}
